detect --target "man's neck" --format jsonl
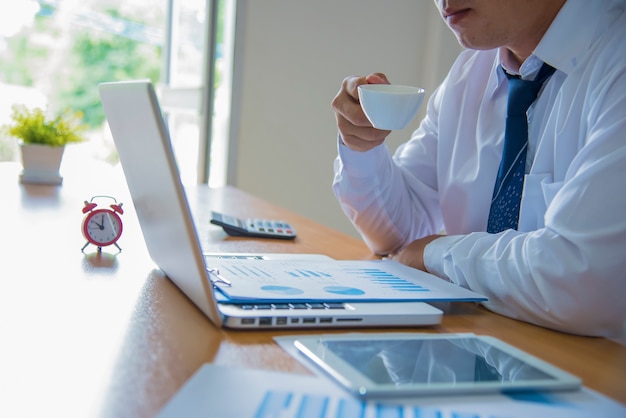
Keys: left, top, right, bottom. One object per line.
{"left": 503, "top": 0, "right": 567, "bottom": 69}
{"left": 501, "top": 48, "right": 527, "bottom": 73}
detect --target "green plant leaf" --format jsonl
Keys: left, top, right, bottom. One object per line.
{"left": 1, "top": 104, "right": 87, "bottom": 147}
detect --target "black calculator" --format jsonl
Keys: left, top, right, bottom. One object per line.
{"left": 210, "top": 211, "right": 297, "bottom": 240}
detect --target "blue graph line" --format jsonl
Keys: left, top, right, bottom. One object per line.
{"left": 254, "top": 391, "right": 513, "bottom": 418}
{"left": 254, "top": 391, "right": 293, "bottom": 418}
{"left": 296, "top": 395, "right": 329, "bottom": 418}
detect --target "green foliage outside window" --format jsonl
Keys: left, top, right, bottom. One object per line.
{"left": 0, "top": 6, "right": 161, "bottom": 129}
{"left": 55, "top": 31, "right": 161, "bottom": 127}
{"left": 0, "top": 3, "right": 162, "bottom": 161}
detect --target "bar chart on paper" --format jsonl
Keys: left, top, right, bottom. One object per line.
{"left": 208, "top": 259, "right": 487, "bottom": 303}
{"left": 271, "top": 266, "right": 427, "bottom": 296}
{"left": 156, "top": 365, "right": 626, "bottom": 418}
{"left": 253, "top": 390, "right": 585, "bottom": 418}
{"left": 255, "top": 390, "right": 454, "bottom": 418}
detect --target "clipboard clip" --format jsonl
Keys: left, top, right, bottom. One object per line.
{"left": 207, "top": 268, "right": 232, "bottom": 287}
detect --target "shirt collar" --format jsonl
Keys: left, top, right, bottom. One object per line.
{"left": 488, "top": 49, "right": 544, "bottom": 98}
{"left": 533, "top": 0, "right": 606, "bottom": 76}
{"left": 499, "top": 49, "right": 544, "bottom": 79}
{"left": 488, "top": 51, "right": 506, "bottom": 99}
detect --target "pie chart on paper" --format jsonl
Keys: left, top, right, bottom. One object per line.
{"left": 324, "top": 286, "right": 366, "bottom": 296}
{"left": 260, "top": 285, "right": 304, "bottom": 295}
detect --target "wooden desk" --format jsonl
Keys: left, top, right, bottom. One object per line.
{"left": 1, "top": 162, "right": 624, "bottom": 417}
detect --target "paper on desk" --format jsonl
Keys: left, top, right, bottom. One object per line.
{"left": 156, "top": 364, "right": 626, "bottom": 418}
{"left": 209, "top": 258, "right": 487, "bottom": 303}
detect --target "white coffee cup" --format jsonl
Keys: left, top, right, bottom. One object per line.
{"left": 357, "top": 84, "right": 425, "bottom": 130}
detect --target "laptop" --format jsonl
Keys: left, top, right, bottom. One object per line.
{"left": 98, "top": 80, "right": 443, "bottom": 329}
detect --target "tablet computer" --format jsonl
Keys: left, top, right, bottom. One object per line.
{"left": 293, "top": 333, "right": 581, "bottom": 398}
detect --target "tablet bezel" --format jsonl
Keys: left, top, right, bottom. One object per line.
{"left": 293, "top": 333, "right": 581, "bottom": 398}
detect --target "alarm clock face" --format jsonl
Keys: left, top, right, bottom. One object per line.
{"left": 83, "top": 209, "right": 123, "bottom": 246}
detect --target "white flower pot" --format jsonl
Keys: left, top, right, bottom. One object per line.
{"left": 19, "top": 143, "right": 65, "bottom": 185}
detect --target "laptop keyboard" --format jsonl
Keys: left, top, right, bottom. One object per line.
{"left": 204, "top": 254, "right": 267, "bottom": 260}
{"left": 238, "top": 302, "right": 346, "bottom": 310}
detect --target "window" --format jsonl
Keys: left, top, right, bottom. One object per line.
{"left": 0, "top": 0, "right": 233, "bottom": 186}
{"left": 161, "top": 0, "right": 235, "bottom": 186}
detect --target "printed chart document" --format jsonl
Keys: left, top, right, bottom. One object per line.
{"left": 208, "top": 258, "right": 486, "bottom": 303}
{"left": 156, "top": 364, "right": 626, "bottom": 418}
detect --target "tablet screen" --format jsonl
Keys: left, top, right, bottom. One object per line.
{"left": 323, "top": 337, "right": 553, "bottom": 385}
{"left": 294, "top": 333, "right": 581, "bottom": 398}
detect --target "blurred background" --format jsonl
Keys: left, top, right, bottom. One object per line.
{"left": 0, "top": 0, "right": 461, "bottom": 237}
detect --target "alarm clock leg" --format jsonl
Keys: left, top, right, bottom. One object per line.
{"left": 81, "top": 242, "right": 90, "bottom": 252}
{"left": 114, "top": 243, "right": 122, "bottom": 252}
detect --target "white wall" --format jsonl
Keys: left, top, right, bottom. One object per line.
{"left": 227, "top": 0, "right": 462, "bottom": 238}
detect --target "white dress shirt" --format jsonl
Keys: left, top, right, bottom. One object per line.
{"left": 333, "top": 0, "right": 626, "bottom": 337}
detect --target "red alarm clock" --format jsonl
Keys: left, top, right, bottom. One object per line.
{"left": 81, "top": 196, "right": 124, "bottom": 252}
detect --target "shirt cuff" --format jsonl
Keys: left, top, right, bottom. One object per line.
{"left": 337, "top": 134, "right": 389, "bottom": 178}
{"left": 423, "top": 235, "right": 464, "bottom": 284}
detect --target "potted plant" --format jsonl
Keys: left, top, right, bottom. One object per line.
{"left": 1, "top": 104, "right": 87, "bottom": 185}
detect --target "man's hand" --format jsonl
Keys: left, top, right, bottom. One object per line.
{"left": 390, "top": 235, "right": 443, "bottom": 272}
{"left": 331, "top": 73, "right": 392, "bottom": 152}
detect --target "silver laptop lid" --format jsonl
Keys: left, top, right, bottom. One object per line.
{"left": 99, "top": 80, "right": 223, "bottom": 327}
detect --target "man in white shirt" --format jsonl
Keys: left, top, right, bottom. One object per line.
{"left": 332, "top": 0, "right": 626, "bottom": 337}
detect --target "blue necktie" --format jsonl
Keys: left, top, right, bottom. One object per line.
{"left": 486, "top": 63, "right": 556, "bottom": 233}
